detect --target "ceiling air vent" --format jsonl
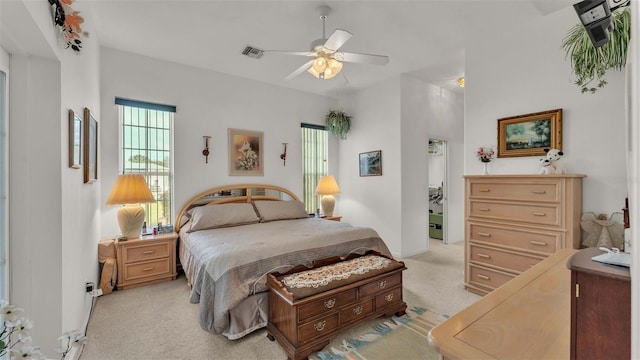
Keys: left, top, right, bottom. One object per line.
{"left": 242, "top": 45, "right": 264, "bottom": 59}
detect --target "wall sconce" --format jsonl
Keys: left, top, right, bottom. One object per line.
{"left": 202, "top": 136, "right": 211, "bottom": 163}
{"left": 280, "top": 143, "right": 288, "bottom": 166}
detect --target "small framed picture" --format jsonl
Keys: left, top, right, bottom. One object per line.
{"left": 84, "top": 107, "right": 98, "bottom": 183}
{"left": 68, "top": 109, "right": 82, "bottom": 169}
{"left": 359, "top": 150, "right": 382, "bottom": 177}
{"left": 228, "top": 128, "right": 264, "bottom": 176}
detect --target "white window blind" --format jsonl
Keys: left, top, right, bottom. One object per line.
{"left": 301, "top": 123, "right": 327, "bottom": 214}
{"left": 116, "top": 98, "right": 175, "bottom": 227}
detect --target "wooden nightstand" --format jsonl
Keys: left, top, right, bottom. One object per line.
{"left": 321, "top": 215, "right": 342, "bottom": 222}
{"left": 115, "top": 232, "right": 178, "bottom": 290}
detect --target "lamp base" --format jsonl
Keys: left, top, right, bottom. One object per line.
{"left": 321, "top": 195, "right": 336, "bottom": 217}
{"left": 117, "top": 204, "right": 146, "bottom": 239}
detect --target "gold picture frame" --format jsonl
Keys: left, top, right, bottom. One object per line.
{"left": 497, "top": 108, "right": 562, "bottom": 158}
{"left": 68, "top": 109, "right": 82, "bottom": 169}
{"left": 84, "top": 107, "right": 98, "bottom": 183}
{"left": 228, "top": 128, "right": 264, "bottom": 176}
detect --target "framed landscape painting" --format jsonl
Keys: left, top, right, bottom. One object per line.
{"left": 497, "top": 108, "right": 562, "bottom": 158}
{"left": 359, "top": 150, "right": 382, "bottom": 176}
{"left": 228, "top": 128, "right": 263, "bottom": 176}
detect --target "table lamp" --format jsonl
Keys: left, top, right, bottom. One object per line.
{"left": 106, "top": 174, "right": 155, "bottom": 239}
{"left": 315, "top": 175, "right": 341, "bottom": 217}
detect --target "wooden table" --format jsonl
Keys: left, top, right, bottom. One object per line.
{"left": 428, "top": 248, "right": 578, "bottom": 359}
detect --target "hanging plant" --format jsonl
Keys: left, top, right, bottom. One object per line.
{"left": 325, "top": 110, "right": 352, "bottom": 140}
{"left": 562, "top": 9, "right": 630, "bottom": 94}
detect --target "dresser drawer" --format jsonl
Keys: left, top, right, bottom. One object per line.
{"left": 469, "top": 201, "right": 560, "bottom": 226}
{"left": 340, "top": 298, "right": 374, "bottom": 325}
{"left": 375, "top": 286, "right": 403, "bottom": 310}
{"left": 360, "top": 273, "right": 402, "bottom": 298}
{"left": 123, "top": 258, "right": 172, "bottom": 280}
{"left": 468, "top": 264, "right": 514, "bottom": 290}
{"left": 469, "top": 181, "right": 559, "bottom": 202}
{"left": 469, "top": 223, "right": 559, "bottom": 254}
{"left": 123, "top": 243, "right": 171, "bottom": 263}
{"left": 298, "top": 313, "right": 339, "bottom": 343}
{"left": 470, "top": 244, "right": 545, "bottom": 273}
{"left": 297, "top": 289, "right": 357, "bottom": 322}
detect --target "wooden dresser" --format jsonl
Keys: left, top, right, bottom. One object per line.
{"left": 266, "top": 253, "right": 407, "bottom": 360}
{"left": 115, "top": 232, "right": 178, "bottom": 290}
{"left": 464, "top": 174, "right": 585, "bottom": 295}
{"left": 568, "top": 247, "right": 631, "bottom": 359}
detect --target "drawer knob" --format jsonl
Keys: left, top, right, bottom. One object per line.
{"left": 142, "top": 267, "right": 155, "bottom": 272}
{"left": 477, "top": 274, "right": 490, "bottom": 280}
{"left": 530, "top": 240, "right": 547, "bottom": 246}
{"left": 378, "top": 280, "right": 387, "bottom": 289}
{"left": 324, "top": 299, "right": 336, "bottom": 309}
{"left": 531, "top": 190, "right": 547, "bottom": 194}
{"left": 477, "top": 232, "right": 491, "bottom": 237}
{"left": 142, "top": 250, "right": 155, "bottom": 255}
{"left": 384, "top": 293, "right": 394, "bottom": 302}
{"left": 353, "top": 306, "right": 363, "bottom": 315}
{"left": 477, "top": 253, "right": 491, "bottom": 259}
{"left": 313, "top": 320, "right": 326, "bottom": 332}
{"left": 532, "top": 212, "right": 546, "bottom": 217}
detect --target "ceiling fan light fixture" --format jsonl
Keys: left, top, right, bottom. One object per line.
{"left": 312, "top": 56, "right": 328, "bottom": 73}
{"left": 307, "top": 56, "right": 343, "bottom": 80}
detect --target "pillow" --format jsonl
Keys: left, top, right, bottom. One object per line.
{"left": 253, "top": 200, "right": 310, "bottom": 222}
{"left": 187, "top": 203, "right": 260, "bottom": 232}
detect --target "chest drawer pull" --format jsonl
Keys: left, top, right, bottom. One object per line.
{"left": 476, "top": 274, "right": 490, "bottom": 280}
{"left": 530, "top": 240, "right": 548, "bottom": 246}
{"left": 324, "top": 299, "right": 336, "bottom": 309}
{"left": 477, "top": 253, "right": 491, "bottom": 259}
{"left": 384, "top": 293, "right": 394, "bottom": 302}
{"left": 353, "top": 306, "right": 363, "bottom": 315}
{"left": 378, "top": 280, "right": 387, "bottom": 289}
{"left": 478, "top": 208, "right": 490, "bottom": 212}
{"left": 531, "top": 190, "right": 547, "bottom": 194}
{"left": 142, "top": 267, "right": 155, "bottom": 272}
{"left": 532, "top": 212, "right": 546, "bottom": 217}
{"left": 142, "top": 250, "right": 155, "bottom": 255}
{"left": 478, "top": 189, "right": 490, "bottom": 192}
{"left": 477, "top": 232, "right": 491, "bottom": 237}
{"left": 313, "top": 320, "right": 326, "bottom": 332}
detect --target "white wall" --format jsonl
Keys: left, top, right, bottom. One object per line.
{"left": 1, "top": 0, "right": 101, "bottom": 357}
{"left": 99, "top": 48, "right": 337, "bottom": 238}
{"left": 465, "top": 7, "right": 627, "bottom": 215}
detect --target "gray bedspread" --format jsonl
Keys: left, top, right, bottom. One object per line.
{"left": 179, "top": 217, "right": 392, "bottom": 339}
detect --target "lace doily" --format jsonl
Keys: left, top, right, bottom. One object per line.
{"left": 281, "top": 255, "right": 391, "bottom": 289}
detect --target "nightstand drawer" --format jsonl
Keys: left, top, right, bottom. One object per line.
{"left": 124, "top": 258, "right": 172, "bottom": 281}
{"left": 123, "top": 243, "right": 171, "bottom": 263}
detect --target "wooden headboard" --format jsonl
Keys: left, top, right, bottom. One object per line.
{"left": 174, "top": 183, "right": 300, "bottom": 232}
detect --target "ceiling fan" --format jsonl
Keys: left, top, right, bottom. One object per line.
{"left": 266, "top": 5, "right": 389, "bottom": 81}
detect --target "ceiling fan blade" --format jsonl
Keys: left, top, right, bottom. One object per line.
{"left": 323, "top": 29, "right": 352, "bottom": 51}
{"left": 265, "top": 50, "right": 315, "bottom": 57}
{"left": 335, "top": 52, "right": 389, "bottom": 66}
{"left": 284, "top": 59, "right": 314, "bottom": 81}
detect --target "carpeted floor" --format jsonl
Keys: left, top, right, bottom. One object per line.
{"left": 81, "top": 239, "right": 479, "bottom": 360}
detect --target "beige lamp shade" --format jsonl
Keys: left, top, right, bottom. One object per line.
{"left": 315, "top": 176, "right": 341, "bottom": 217}
{"left": 106, "top": 174, "right": 155, "bottom": 239}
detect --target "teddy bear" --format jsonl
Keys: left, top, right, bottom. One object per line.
{"left": 538, "top": 158, "right": 556, "bottom": 175}
{"left": 544, "top": 148, "right": 565, "bottom": 174}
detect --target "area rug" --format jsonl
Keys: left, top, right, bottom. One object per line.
{"left": 313, "top": 307, "right": 449, "bottom": 360}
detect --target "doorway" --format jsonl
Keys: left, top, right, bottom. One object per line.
{"left": 428, "top": 139, "right": 447, "bottom": 243}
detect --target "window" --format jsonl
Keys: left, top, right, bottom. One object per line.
{"left": 0, "top": 66, "right": 7, "bottom": 301}
{"left": 116, "top": 98, "right": 175, "bottom": 227}
{"left": 301, "top": 123, "right": 327, "bottom": 214}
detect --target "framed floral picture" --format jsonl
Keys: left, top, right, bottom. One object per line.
{"left": 359, "top": 150, "right": 382, "bottom": 176}
{"left": 497, "top": 108, "right": 562, "bottom": 158}
{"left": 228, "top": 128, "right": 264, "bottom": 176}
{"left": 84, "top": 107, "right": 98, "bottom": 183}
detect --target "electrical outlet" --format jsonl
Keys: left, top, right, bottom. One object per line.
{"left": 85, "top": 282, "right": 94, "bottom": 293}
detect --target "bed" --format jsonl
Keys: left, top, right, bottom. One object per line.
{"left": 174, "top": 184, "right": 393, "bottom": 340}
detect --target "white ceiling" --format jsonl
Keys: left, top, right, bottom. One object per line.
{"left": 86, "top": 0, "right": 575, "bottom": 98}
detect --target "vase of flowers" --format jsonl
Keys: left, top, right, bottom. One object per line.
{"left": 476, "top": 146, "right": 495, "bottom": 175}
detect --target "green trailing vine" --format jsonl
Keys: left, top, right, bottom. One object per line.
{"left": 325, "top": 110, "right": 352, "bottom": 140}
{"left": 562, "top": 9, "right": 631, "bottom": 94}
